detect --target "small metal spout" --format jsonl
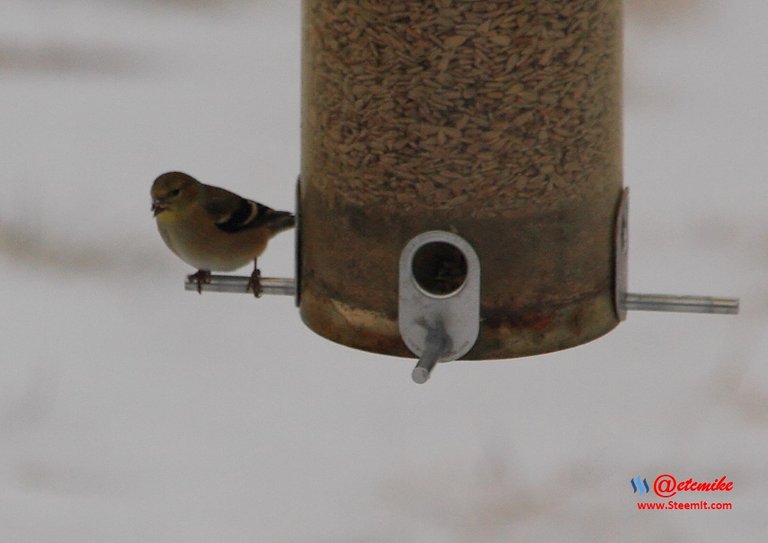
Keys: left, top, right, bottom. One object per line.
{"left": 411, "top": 324, "right": 449, "bottom": 384}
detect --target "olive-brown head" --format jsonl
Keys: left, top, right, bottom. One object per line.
{"left": 150, "top": 171, "right": 200, "bottom": 220}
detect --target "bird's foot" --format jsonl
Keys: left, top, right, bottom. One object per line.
{"left": 188, "top": 270, "right": 212, "bottom": 294}
{"left": 246, "top": 268, "right": 263, "bottom": 298}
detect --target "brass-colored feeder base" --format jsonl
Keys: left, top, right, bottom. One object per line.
{"left": 299, "top": 190, "right": 620, "bottom": 360}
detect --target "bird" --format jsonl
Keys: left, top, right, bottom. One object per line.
{"left": 150, "top": 171, "right": 295, "bottom": 296}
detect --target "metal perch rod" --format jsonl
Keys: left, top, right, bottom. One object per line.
{"left": 621, "top": 293, "right": 739, "bottom": 314}
{"left": 184, "top": 275, "right": 296, "bottom": 296}
{"left": 184, "top": 277, "right": 739, "bottom": 315}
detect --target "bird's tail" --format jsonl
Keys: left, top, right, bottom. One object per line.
{"left": 266, "top": 210, "right": 296, "bottom": 235}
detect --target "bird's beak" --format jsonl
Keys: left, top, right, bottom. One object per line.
{"left": 151, "top": 199, "right": 167, "bottom": 216}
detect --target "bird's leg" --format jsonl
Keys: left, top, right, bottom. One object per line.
{"left": 188, "top": 269, "right": 212, "bottom": 294}
{"left": 246, "top": 260, "right": 262, "bottom": 298}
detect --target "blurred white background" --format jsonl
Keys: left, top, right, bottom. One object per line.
{"left": 1, "top": 1, "right": 765, "bottom": 541}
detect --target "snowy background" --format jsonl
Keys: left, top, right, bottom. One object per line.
{"left": 1, "top": 1, "right": 765, "bottom": 541}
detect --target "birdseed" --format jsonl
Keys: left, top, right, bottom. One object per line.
{"left": 302, "top": 0, "right": 622, "bottom": 217}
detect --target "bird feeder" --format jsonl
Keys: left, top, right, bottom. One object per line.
{"left": 187, "top": 0, "right": 738, "bottom": 383}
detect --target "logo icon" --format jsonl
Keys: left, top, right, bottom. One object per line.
{"left": 631, "top": 476, "right": 650, "bottom": 495}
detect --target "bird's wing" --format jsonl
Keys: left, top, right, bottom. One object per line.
{"left": 202, "top": 184, "right": 294, "bottom": 234}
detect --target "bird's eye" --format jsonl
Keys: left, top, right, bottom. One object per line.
{"left": 170, "top": 189, "right": 180, "bottom": 197}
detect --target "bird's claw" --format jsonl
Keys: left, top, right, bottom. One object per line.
{"left": 188, "top": 270, "right": 212, "bottom": 294}
{"left": 246, "top": 268, "right": 263, "bottom": 298}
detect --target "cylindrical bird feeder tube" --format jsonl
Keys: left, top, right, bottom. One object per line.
{"left": 299, "top": 0, "right": 623, "bottom": 359}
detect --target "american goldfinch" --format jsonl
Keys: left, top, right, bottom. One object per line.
{"left": 151, "top": 171, "right": 295, "bottom": 296}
